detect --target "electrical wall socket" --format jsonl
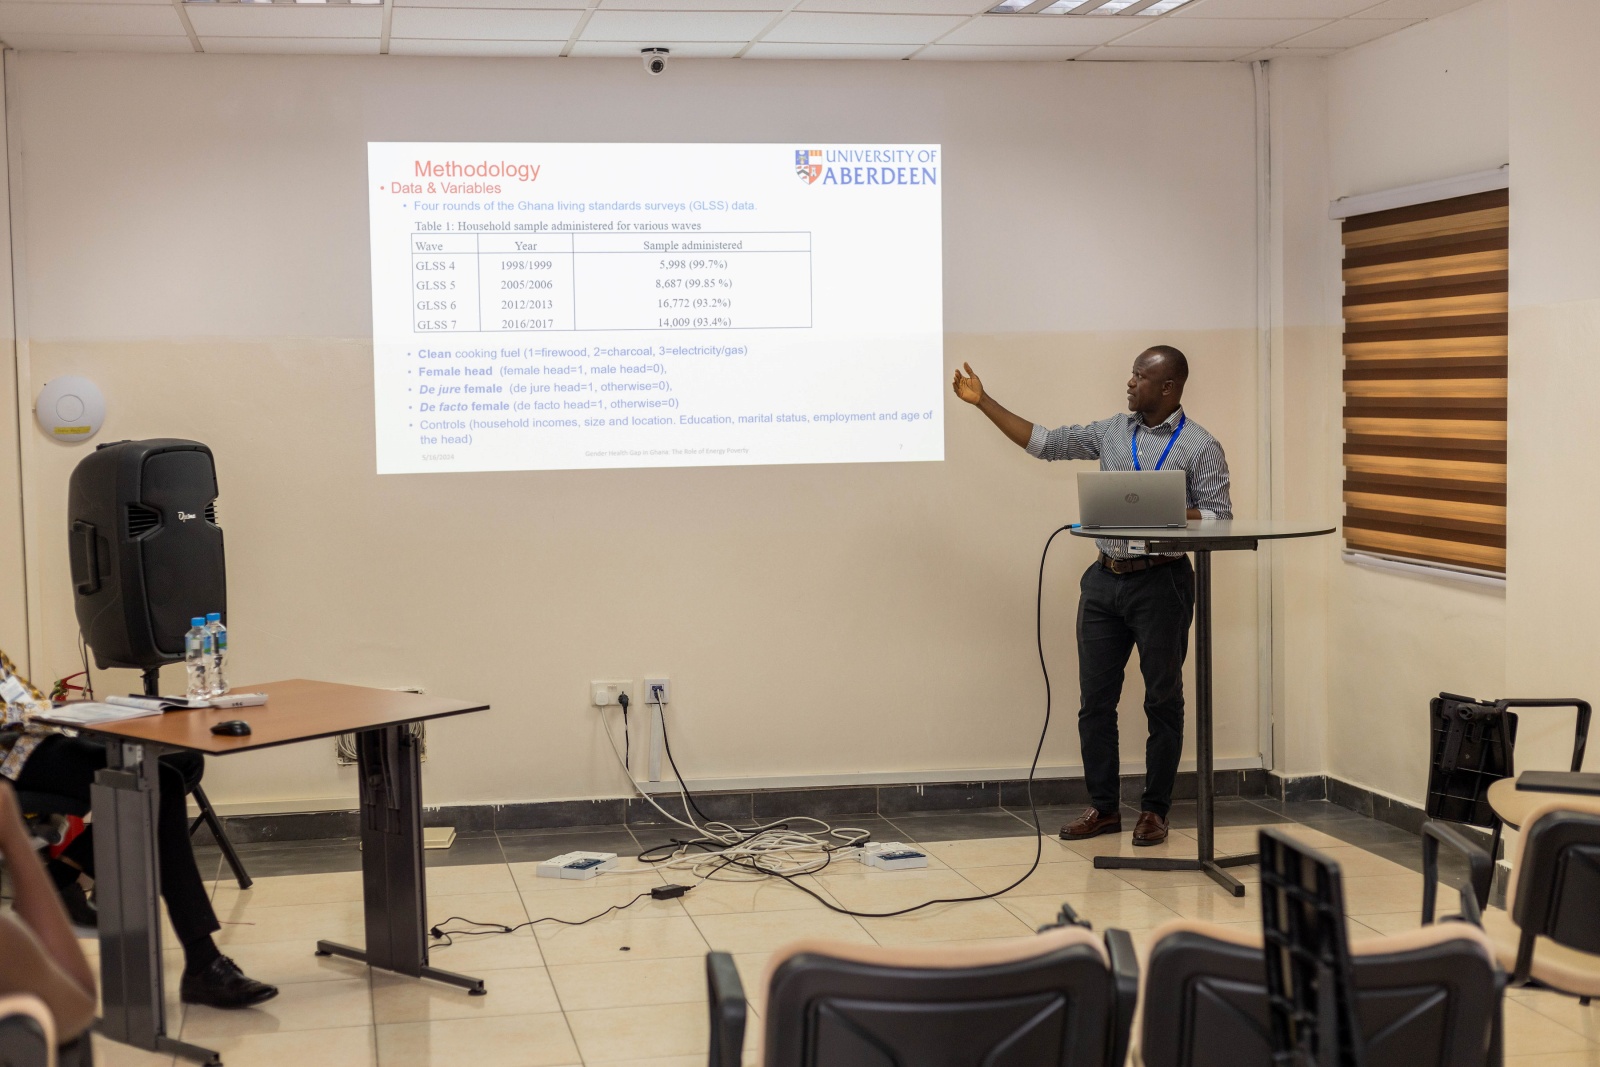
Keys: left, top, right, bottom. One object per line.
{"left": 590, "top": 681, "right": 631, "bottom": 707}
{"left": 644, "top": 678, "right": 670, "bottom": 705}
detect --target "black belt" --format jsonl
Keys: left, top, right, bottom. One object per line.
{"left": 1099, "top": 552, "right": 1184, "bottom": 576}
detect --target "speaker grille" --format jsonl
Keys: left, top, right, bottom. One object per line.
{"left": 126, "top": 503, "right": 160, "bottom": 539}
{"left": 204, "top": 501, "right": 218, "bottom": 526}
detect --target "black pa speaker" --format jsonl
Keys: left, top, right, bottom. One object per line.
{"left": 67, "top": 439, "right": 226, "bottom": 670}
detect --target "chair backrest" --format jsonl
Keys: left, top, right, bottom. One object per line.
{"left": 1508, "top": 796, "right": 1600, "bottom": 962}
{"left": 759, "top": 926, "right": 1121, "bottom": 1067}
{"left": 1141, "top": 920, "right": 1503, "bottom": 1067}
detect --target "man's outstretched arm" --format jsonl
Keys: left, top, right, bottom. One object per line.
{"left": 951, "top": 363, "right": 1034, "bottom": 449}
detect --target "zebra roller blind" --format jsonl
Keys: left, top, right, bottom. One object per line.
{"left": 1341, "top": 188, "right": 1508, "bottom": 574}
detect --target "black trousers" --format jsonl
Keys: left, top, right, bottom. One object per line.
{"left": 15, "top": 735, "right": 220, "bottom": 946}
{"left": 1077, "top": 557, "right": 1195, "bottom": 818}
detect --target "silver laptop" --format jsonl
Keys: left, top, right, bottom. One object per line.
{"left": 1077, "top": 470, "right": 1188, "bottom": 529}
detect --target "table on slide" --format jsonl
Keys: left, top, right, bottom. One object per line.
{"left": 412, "top": 230, "right": 813, "bottom": 334}
{"left": 1070, "top": 520, "right": 1335, "bottom": 896}
{"left": 40, "top": 678, "right": 490, "bottom": 1067}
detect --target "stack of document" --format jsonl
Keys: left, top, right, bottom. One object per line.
{"left": 42, "top": 702, "right": 164, "bottom": 726}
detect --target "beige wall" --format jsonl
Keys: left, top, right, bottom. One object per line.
{"left": 1504, "top": 0, "right": 1600, "bottom": 772}
{"left": 7, "top": 55, "right": 1269, "bottom": 809}
{"left": 1289, "top": 0, "right": 1510, "bottom": 805}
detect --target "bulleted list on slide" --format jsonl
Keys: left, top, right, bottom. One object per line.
{"left": 368, "top": 142, "right": 944, "bottom": 474}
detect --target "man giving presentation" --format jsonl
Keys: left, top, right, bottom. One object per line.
{"left": 953, "top": 346, "right": 1231, "bottom": 846}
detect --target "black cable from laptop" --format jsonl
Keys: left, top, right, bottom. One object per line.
{"left": 636, "top": 524, "right": 1073, "bottom": 919}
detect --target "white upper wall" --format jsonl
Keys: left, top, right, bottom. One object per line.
{"left": 1327, "top": 0, "right": 1508, "bottom": 198}
{"left": 14, "top": 55, "right": 1259, "bottom": 343}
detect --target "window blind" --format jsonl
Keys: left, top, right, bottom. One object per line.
{"left": 1341, "top": 188, "right": 1508, "bottom": 574}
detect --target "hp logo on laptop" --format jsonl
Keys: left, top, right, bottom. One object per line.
{"left": 1124, "top": 493, "right": 1140, "bottom": 504}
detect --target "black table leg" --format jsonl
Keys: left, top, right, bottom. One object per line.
{"left": 93, "top": 742, "right": 223, "bottom": 1066}
{"left": 1093, "top": 549, "right": 1253, "bottom": 897}
{"left": 314, "top": 724, "right": 485, "bottom": 995}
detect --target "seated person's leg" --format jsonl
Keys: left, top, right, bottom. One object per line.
{"left": 11, "top": 737, "right": 101, "bottom": 926}
{"left": 159, "top": 749, "right": 204, "bottom": 796}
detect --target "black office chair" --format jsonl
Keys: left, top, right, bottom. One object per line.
{"left": 706, "top": 914, "right": 1138, "bottom": 1067}
{"left": 1476, "top": 795, "right": 1600, "bottom": 1005}
{"left": 1425, "top": 694, "right": 1591, "bottom": 864}
{"left": 1142, "top": 827, "right": 1504, "bottom": 1067}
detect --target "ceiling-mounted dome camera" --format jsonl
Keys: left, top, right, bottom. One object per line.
{"left": 642, "top": 47, "right": 669, "bottom": 75}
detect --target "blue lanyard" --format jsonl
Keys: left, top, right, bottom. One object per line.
{"left": 1132, "top": 413, "right": 1185, "bottom": 472}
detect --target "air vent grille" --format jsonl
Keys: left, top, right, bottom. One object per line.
{"left": 205, "top": 501, "right": 218, "bottom": 526}
{"left": 126, "top": 503, "right": 160, "bottom": 539}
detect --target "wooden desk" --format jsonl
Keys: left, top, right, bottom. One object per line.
{"left": 41, "top": 679, "right": 490, "bottom": 1067}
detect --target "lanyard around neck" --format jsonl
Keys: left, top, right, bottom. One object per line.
{"left": 1131, "top": 413, "right": 1186, "bottom": 472}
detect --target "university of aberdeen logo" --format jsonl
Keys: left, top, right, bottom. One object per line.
{"left": 795, "top": 149, "right": 821, "bottom": 185}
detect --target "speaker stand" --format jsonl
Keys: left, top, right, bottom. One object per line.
{"left": 142, "top": 665, "right": 254, "bottom": 890}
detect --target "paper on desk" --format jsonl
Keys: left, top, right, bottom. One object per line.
{"left": 41, "top": 701, "right": 164, "bottom": 725}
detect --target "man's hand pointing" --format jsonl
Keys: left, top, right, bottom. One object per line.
{"left": 952, "top": 363, "right": 984, "bottom": 405}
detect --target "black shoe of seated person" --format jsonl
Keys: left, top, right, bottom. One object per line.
{"left": 180, "top": 957, "right": 279, "bottom": 1009}
{"left": 59, "top": 881, "right": 98, "bottom": 929}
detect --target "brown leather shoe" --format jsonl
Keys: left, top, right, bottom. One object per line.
{"left": 1132, "top": 811, "right": 1169, "bottom": 846}
{"left": 1059, "top": 807, "right": 1122, "bottom": 841}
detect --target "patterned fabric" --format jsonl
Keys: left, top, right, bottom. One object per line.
{"left": 0, "top": 648, "right": 65, "bottom": 782}
{"left": 1026, "top": 406, "right": 1232, "bottom": 559}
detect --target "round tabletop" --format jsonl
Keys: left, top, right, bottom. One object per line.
{"left": 1070, "top": 519, "right": 1336, "bottom": 548}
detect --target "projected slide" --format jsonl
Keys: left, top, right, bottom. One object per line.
{"left": 368, "top": 143, "right": 943, "bottom": 474}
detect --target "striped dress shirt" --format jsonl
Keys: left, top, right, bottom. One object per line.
{"left": 1026, "top": 407, "right": 1233, "bottom": 559}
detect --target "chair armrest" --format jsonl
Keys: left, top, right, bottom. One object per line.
{"left": 1496, "top": 699, "right": 1592, "bottom": 772}
{"left": 706, "top": 952, "right": 746, "bottom": 1067}
{"left": 1103, "top": 928, "right": 1139, "bottom": 1067}
{"left": 1421, "top": 820, "right": 1492, "bottom": 925}
{"left": 0, "top": 994, "right": 56, "bottom": 1067}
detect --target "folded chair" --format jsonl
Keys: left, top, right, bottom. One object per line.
{"left": 1477, "top": 794, "right": 1600, "bottom": 1006}
{"left": 706, "top": 914, "right": 1139, "bottom": 1067}
{"left": 1141, "top": 826, "right": 1505, "bottom": 1067}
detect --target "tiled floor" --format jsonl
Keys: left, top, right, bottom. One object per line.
{"left": 71, "top": 797, "right": 1599, "bottom": 1066}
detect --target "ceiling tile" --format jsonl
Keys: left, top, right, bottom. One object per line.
{"left": 1173, "top": 0, "right": 1377, "bottom": 16}
{"left": 1280, "top": 16, "right": 1418, "bottom": 47}
{"left": 744, "top": 40, "right": 917, "bottom": 58}
{"left": 185, "top": 4, "right": 381, "bottom": 37}
{"left": 938, "top": 15, "right": 1135, "bottom": 46}
{"left": 199, "top": 34, "right": 378, "bottom": 52}
{"left": 394, "top": 0, "right": 583, "bottom": 8}
{"left": 0, "top": 2, "right": 183, "bottom": 35}
{"left": 1111, "top": 16, "right": 1330, "bottom": 47}
{"left": 1242, "top": 45, "right": 1340, "bottom": 58}
{"left": 798, "top": 0, "right": 990, "bottom": 13}
{"left": 387, "top": 36, "right": 564, "bottom": 54}
{"left": 581, "top": 10, "right": 773, "bottom": 40}
{"left": 0, "top": 31, "right": 190, "bottom": 49}
{"left": 1355, "top": 0, "right": 1478, "bottom": 16}
{"left": 597, "top": 0, "right": 778, "bottom": 8}
{"left": 763, "top": 12, "right": 967, "bottom": 44}
{"left": 390, "top": 6, "right": 579, "bottom": 39}
{"left": 915, "top": 43, "right": 1090, "bottom": 59}
{"left": 3, "top": 0, "right": 174, "bottom": 6}
{"left": 568, "top": 38, "right": 743, "bottom": 56}
{"left": 1077, "top": 44, "right": 1256, "bottom": 60}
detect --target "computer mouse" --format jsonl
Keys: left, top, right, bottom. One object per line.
{"left": 211, "top": 720, "right": 252, "bottom": 737}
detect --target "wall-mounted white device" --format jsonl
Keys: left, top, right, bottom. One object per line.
{"left": 35, "top": 376, "right": 106, "bottom": 443}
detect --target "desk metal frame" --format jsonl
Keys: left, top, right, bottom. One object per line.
{"left": 90, "top": 722, "right": 482, "bottom": 1066}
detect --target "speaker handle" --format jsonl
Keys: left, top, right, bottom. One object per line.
{"left": 69, "top": 520, "right": 101, "bottom": 595}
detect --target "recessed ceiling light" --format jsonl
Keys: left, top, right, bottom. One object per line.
{"left": 987, "top": 0, "right": 1195, "bottom": 12}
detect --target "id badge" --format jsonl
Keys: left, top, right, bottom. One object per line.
{"left": 0, "top": 674, "right": 28, "bottom": 705}
{"left": 1128, "top": 540, "right": 1148, "bottom": 556}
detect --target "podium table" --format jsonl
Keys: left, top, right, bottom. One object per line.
{"left": 41, "top": 679, "right": 490, "bottom": 1066}
{"left": 1071, "top": 520, "right": 1333, "bottom": 896}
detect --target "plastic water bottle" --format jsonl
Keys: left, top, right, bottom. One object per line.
{"left": 184, "top": 617, "right": 211, "bottom": 700}
{"left": 206, "top": 612, "right": 229, "bottom": 696}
